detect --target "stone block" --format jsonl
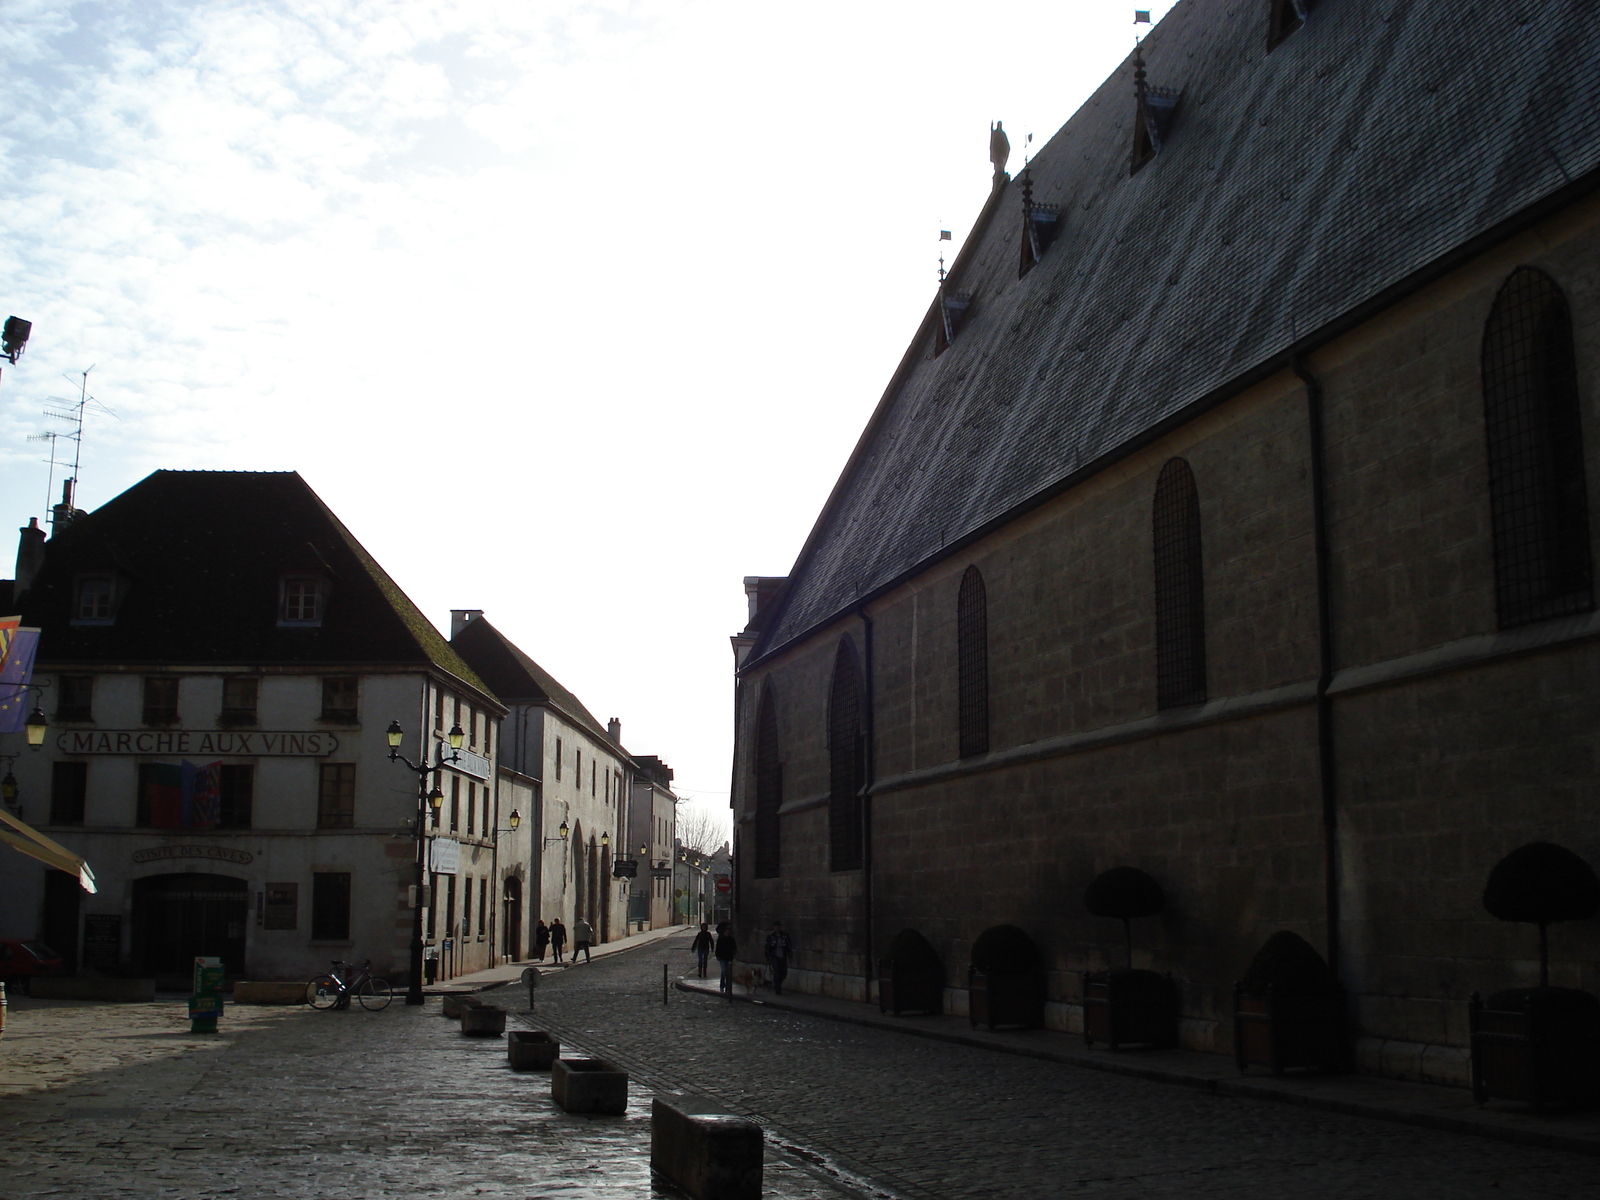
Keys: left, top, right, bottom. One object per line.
{"left": 460, "top": 1005, "right": 506, "bottom": 1036}
{"left": 29, "top": 977, "right": 156, "bottom": 1002}
{"left": 507, "top": 1030, "right": 560, "bottom": 1070}
{"left": 441, "top": 993, "right": 482, "bottom": 1019}
{"left": 551, "top": 1057, "right": 628, "bottom": 1115}
{"left": 651, "top": 1093, "right": 763, "bottom": 1200}
{"left": 232, "top": 981, "right": 308, "bottom": 1005}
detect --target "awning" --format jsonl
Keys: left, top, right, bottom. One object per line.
{"left": 0, "top": 808, "right": 97, "bottom": 893}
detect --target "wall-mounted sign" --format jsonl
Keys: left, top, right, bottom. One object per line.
{"left": 82, "top": 914, "right": 121, "bottom": 970}
{"left": 612, "top": 859, "right": 638, "bottom": 879}
{"left": 132, "top": 844, "right": 254, "bottom": 865}
{"left": 429, "top": 838, "right": 460, "bottom": 875}
{"left": 58, "top": 730, "right": 340, "bottom": 757}
{"left": 445, "top": 747, "right": 491, "bottom": 781}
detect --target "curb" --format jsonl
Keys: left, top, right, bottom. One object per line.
{"left": 674, "top": 979, "right": 1600, "bottom": 1160}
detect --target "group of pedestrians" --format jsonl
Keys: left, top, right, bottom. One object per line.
{"left": 691, "top": 919, "right": 791, "bottom": 996}
{"left": 532, "top": 916, "right": 595, "bottom": 964}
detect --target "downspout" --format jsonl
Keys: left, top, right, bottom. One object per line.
{"left": 857, "top": 605, "right": 876, "bottom": 997}
{"left": 1293, "top": 354, "right": 1340, "bottom": 976}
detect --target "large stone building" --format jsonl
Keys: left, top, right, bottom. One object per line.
{"left": 0, "top": 471, "right": 506, "bottom": 984}
{"left": 728, "top": 0, "right": 1600, "bottom": 1086}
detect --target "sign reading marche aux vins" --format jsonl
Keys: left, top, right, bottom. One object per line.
{"left": 55, "top": 729, "right": 341, "bottom": 756}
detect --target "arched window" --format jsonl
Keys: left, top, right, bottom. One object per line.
{"left": 827, "top": 639, "right": 864, "bottom": 871}
{"left": 1153, "top": 458, "right": 1207, "bottom": 709}
{"left": 754, "top": 688, "right": 782, "bottom": 879}
{"left": 1482, "top": 267, "right": 1593, "bottom": 628}
{"left": 957, "top": 566, "right": 990, "bottom": 757}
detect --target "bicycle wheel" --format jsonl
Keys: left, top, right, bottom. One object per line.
{"left": 306, "top": 975, "right": 342, "bottom": 1010}
{"left": 357, "top": 976, "right": 392, "bottom": 1011}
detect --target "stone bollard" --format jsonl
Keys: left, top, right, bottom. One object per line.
{"left": 651, "top": 1093, "right": 763, "bottom": 1200}
{"left": 507, "top": 1030, "right": 560, "bottom": 1070}
{"left": 551, "top": 1057, "right": 628, "bottom": 1115}
{"left": 441, "top": 994, "right": 482, "bottom": 1020}
{"left": 460, "top": 1005, "right": 506, "bottom": 1036}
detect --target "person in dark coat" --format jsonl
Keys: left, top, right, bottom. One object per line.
{"left": 714, "top": 922, "right": 738, "bottom": 994}
{"left": 764, "top": 921, "right": 792, "bottom": 995}
{"left": 690, "top": 922, "right": 714, "bottom": 978}
{"left": 534, "top": 919, "right": 550, "bottom": 962}
{"left": 549, "top": 918, "right": 568, "bottom": 963}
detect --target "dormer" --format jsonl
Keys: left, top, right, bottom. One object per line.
{"left": 70, "top": 572, "right": 123, "bottom": 626}
{"left": 278, "top": 574, "right": 327, "bottom": 627}
{"left": 1268, "top": 0, "right": 1312, "bottom": 50}
{"left": 934, "top": 290, "right": 972, "bottom": 356}
{"left": 1130, "top": 49, "right": 1180, "bottom": 175}
{"left": 1017, "top": 170, "right": 1062, "bottom": 278}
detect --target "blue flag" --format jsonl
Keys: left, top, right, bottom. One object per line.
{"left": 0, "top": 626, "right": 40, "bottom": 733}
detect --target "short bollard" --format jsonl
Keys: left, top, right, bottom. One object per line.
{"left": 551, "top": 1057, "right": 628, "bottom": 1115}
{"left": 523, "top": 966, "right": 541, "bottom": 1010}
{"left": 651, "top": 1093, "right": 763, "bottom": 1200}
{"left": 507, "top": 1030, "right": 560, "bottom": 1070}
{"left": 460, "top": 1005, "right": 506, "bottom": 1036}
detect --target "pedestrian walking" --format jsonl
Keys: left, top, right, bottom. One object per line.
{"left": 573, "top": 917, "right": 594, "bottom": 963}
{"left": 764, "top": 921, "right": 792, "bottom": 995}
{"left": 714, "top": 922, "right": 738, "bottom": 994}
{"left": 534, "top": 919, "right": 549, "bottom": 962}
{"left": 549, "top": 918, "right": 567, "bottom": 963}
{"left": 690, "top": 922, "right": 714, "bottom": 979}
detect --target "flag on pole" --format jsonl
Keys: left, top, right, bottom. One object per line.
{"left": 940, "top": 230, "right": 952, "bottom": 241}
{"left": 183, "top": 760, "right": 223, "bottom": 830}
{"left": 0, "top": 621, "right": 40, "bottom": 733}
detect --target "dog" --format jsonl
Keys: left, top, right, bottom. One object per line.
{"left": 731, "top": 964, "right": 769, "bottom": 994}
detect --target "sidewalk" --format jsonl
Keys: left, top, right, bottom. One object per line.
{"left": 431, "top": 922, "right": 687, "bottom": 993}
{"left": 676, "top": 975, "right": 1600, "bottom": 1160}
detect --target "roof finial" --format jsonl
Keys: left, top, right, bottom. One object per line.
{"left": 937, "top": 228, "right": 951, "bottom": 284}
{"left": 990, "top": 120, "right": 1010, "bottom": 185}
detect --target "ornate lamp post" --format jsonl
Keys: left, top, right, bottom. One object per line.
{"left": 386, "top": 718, "right": 463, "bottom": 1005}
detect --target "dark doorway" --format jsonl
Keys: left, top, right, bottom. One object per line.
{"left": 41, "top": 869, "right": 82, "bottom": 974}
{"left": 132, "top": 873, "right": 248, "bottom": 977}
{"left": 503, "top": 875, "right": 522, "bottom": 961}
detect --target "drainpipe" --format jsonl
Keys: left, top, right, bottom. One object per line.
{"left": 1293, "top": 354, "right": 1340, "bottom": 977}
{"left": 857, "top": 605, "right": 876, "bottom": 997}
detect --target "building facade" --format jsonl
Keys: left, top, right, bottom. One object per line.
{"left": 729, "top": 0, "right": 1600, "bottom": 1087}
{"left": 0, "top": 471, "right": 504, "bottom": 984}
{"left": 450, "top": 612, "right": 632, "bottom": 947}
{"left": 628, "top": 756, "right": 677, "bottom": 930}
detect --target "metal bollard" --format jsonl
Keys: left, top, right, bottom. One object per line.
{"left": 522, "top": 966, "right": 541, "bottom": 1010}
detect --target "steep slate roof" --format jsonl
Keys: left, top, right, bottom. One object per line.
{"left": 451, "top": 616, "right": 629, "bottom": 758}
{"left": 756, "top": 0, "right": 1600, "bottom": 658}
{"left": 18, "top": 470, "right": 496, "bottom": 701}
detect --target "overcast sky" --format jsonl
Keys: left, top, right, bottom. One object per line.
{"left": 1, "top": 0, "right": 1177, "bottom": 840}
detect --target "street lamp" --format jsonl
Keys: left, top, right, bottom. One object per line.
{"left": 386, "top": 719, "right": 462, "bottom": 1006}
{"left": 544, "top": 819, "right": 570, "bottom": 848}
{"left": 25, "top": 707, "right": 46, "bottom": 748}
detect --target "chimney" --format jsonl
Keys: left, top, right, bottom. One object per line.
{"left": 14, "top": 518, "right": 45, "bottom": 601}
{"left": 742, "top": 576, "right": 787, "bottom": 626}
{"left": 450, "top": 609, "right": 484, "bottom": 638}
{"left": 51, "top": 478, "right": 78, "bottom": 533}
{"left": 607, "top": 717, "right": 621, "bottom": 744}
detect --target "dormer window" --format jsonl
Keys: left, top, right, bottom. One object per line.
{"left": 934, "top": 291, "right": 972, "bottom": 356}
{"left": 1130, "top": 49, "right": 1180, "bottom": 175}
{"left": 1268, "top": 0, "right": 1310, "bottom": 50}
{"left": 73, "top": 575, "right": 117, "bottom": 624}
{"left": 1017, "top": 170, "right": 1062, "bottom": 279}
{"left": 280, "top": 576, "right": 324, "bottom": 626}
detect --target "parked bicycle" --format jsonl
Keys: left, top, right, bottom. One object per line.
{"left": 305, "top": 959, "right": 392, "bottom": 1011}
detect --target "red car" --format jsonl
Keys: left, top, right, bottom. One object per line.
{"left": 0, "top": 940, "right": 65, "bottom": 992}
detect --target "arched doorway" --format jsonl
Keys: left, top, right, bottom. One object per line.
{"left": 503, "top": 875, "right": 523, "bottom": 961}
{"left": 132, "top": 873, "right": 248, "bottom": 976}
{"left": 599, "top": 844, "right": 612, "bottom": 942}
{"left": 586, "top": 837, "right": 600, "bottom": 933}
{"left": 571, "top": 821, "right": 587, "bottom": 924}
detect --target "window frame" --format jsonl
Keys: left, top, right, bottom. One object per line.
{"left": 316, "top": 763, "right": 357, "bottom": 829}
{"left": 55, "top": 674, "right": 94, "bottom": 723}
{"left": 1153, "top": 457, "right": 1208, "bottom": 710}
{"left": 278, "top": 576, "right": 325, "bottom": 627}
{"left": 71, "top": 574, "right": 118, "bottom": 625}
{"left": 141, "top": 676, "right": 180, "bottom": 727}
{"left": 319, "top": 677, "right": 359, "bottom": 725}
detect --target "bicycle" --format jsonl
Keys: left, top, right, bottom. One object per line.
{"left": 305, "top": 959, "right": 392, "bottom": 1011}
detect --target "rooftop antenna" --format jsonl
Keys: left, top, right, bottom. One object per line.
{"left": 38, "top": 365, "right": 118, "bottom": 526}
{"left": 25, "top": 430, "right": 65, "bottom": 516}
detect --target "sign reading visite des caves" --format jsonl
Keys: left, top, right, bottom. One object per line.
{"left": 55, "top": 730, "right": 340, "bottom": 756}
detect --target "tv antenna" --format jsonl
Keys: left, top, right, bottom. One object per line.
{"left": 29, "top": 366, "right": 118, "bottom": 526}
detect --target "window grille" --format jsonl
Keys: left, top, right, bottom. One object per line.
{"left": 50, "top": 761, "right": 87, "bottom": 825}
{"left": 312, "top": 872, "right": 351, "bottom": 941}
{"left": 957, "top": 566, "right": 990, "bottom": 757}
{"left": 317, "top": 763, "right": 356, "bottom": 829}
{"left": 1482, "top": 267, "right": 1593, "bottom": 628}
{"left": 1153, "top": 458, "right": 1207, "bottom": 709}
{"left": 827, "top": 640, "right": 864, "bottom": 871}
{"left": 754, "top": 689, "right": 782, "bottom": 878}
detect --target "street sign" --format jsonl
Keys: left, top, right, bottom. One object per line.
{"left": 521, "top": 967, "right": 541, "bottom": 989}
{"left": 429, "top": 838, "right": 460, "bottom": 875}
{"left": 715, "top": 876, "right": 732, "bottom": 894}
{"left": 612, "top": 859, "right": 638, "bottom": 878}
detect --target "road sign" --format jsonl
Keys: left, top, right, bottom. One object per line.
{"left": 521, "top": 967, "right": 541, "bottom": 988}
{"left": 715, "top": 876, "right": 732, "bottom": 894}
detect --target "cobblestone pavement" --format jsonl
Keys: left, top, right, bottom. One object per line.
{"left": 0, "top": 980, "right": 851, "bottom": 1199}
{"left": 491, "top": 930, "right": 1600, "bottom": 1200}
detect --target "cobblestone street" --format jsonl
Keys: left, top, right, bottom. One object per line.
{"left": 2, "top": 929, "right": 1599, "bottom": 1199}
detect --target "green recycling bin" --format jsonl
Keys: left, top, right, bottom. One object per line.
{"left": 190, "top": 956, "right": 225, "bottom": 1034}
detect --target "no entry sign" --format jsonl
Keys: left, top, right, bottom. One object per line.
{"left": 715, "top": 876, "right": 732, "bottom": 894}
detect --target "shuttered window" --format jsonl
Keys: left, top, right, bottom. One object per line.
{"left": 1153, "top": 458, "right": 1207, "bottom": 709}
{"left": 828, "top": 640, "right": 864, "bottom": 872}
{"left": 754, "top": 689, "right": 782, "bottom": 878}
{"left": 957, "top": 566, "right": 990, "bottom": 757}
{"left": 1482, "top": 267, "right": 1593, "bottom": 628}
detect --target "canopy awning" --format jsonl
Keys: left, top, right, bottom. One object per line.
{"left": 0, "top": 808, "right": 97, "bottom": 893}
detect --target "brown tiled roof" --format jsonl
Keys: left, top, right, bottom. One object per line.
{"left": 18, "top": 470, "right": 497, "bottom": 702}
{"left": 756, "top": 0, "right": 1600, "bottom": 657}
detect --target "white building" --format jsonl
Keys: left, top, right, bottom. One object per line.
{"left": 628, "top": 756, "right": 677, "bottom": 930}
{"left": 0, "top": 471, "right": 505, "bottom": 984}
